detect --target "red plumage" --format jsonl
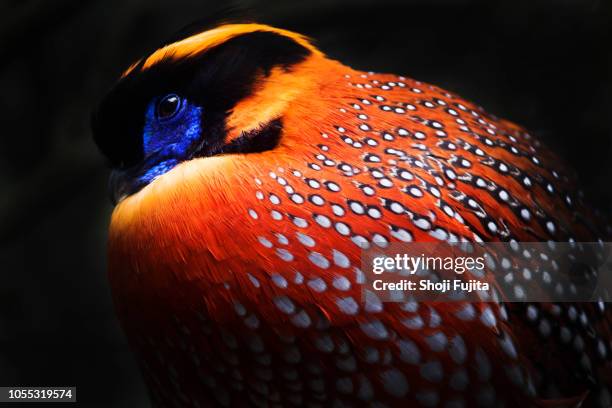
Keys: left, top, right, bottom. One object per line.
{"left": 98, "top": 24, "right": 612, "bottom": 408}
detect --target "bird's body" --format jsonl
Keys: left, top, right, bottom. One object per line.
{"left": 93, "top": 24, "right": 612, "bottom": 407}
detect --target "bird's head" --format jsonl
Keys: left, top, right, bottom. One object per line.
{"left": 92, "top": 23, "right": 328, "bottom": 204}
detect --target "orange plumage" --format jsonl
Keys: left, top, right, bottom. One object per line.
{"left": 94, "top": 23, "right": 612, "bottom": 407}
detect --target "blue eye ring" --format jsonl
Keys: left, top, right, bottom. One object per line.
{"left": 156, "top": 93, "right": 183, "bottom": 122}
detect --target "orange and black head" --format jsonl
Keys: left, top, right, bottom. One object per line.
{"left": 92, "top": 23, "right": 324, "bottom": 203}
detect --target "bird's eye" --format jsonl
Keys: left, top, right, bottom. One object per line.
{"left": 156, "top": 94, "right": 183, "bottom": 121}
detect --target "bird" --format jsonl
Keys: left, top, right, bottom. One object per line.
{"left": 92, "top": 22, "right": 612, "bottom": 408}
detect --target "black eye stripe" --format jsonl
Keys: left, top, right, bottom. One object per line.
{"left": 92, "top": 31, "right": 310, "bottom": 169}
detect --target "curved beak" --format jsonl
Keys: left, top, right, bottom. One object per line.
{"left": 108, "top": 169, "right": 134, "bottom": 205}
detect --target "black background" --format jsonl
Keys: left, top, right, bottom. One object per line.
{"left": 0, "top": 0, "right": 610, "bottom": 406}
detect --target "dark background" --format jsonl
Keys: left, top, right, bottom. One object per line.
{"left": 0, "top": 0, "right": 610, "bottom": 406}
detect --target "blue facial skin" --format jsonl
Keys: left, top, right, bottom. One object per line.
{"left": 138, "top": 95, "right": 203, "bottom": 185}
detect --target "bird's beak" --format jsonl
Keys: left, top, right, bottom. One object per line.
{"left": 108, "top": 170, "right": 131, "bottom": 206}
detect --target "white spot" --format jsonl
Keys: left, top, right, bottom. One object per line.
{"left": 480, "top": 307, "right": 497, "bottom": 328}
{"left": 257, "top": 236, "right": 273, "bottom": 248}
{"left": 333, "top": 275, "right": 351, "bottom": 291}
{"left": 326, "top": 181, "right": 341, "bottom": 192}
{"left": 292, "top": 217, "right": 308, "bottom": 228}
{"left": 331, "top": 204, "right": 345, "bottom": 217}
{"left": 526, "top": 305, "right": 538, "bottom": 321}
{"left": 474, "top": 348, "right": 491, "bottom": 381}
{"left": 308, "top": 252, "right": 329, "bottom": 269}
{"left": 296, "top": 232, "right": 315, "bottom": 247}
{"left": 414, "top": 218, "right": 431, "bottom": 230}
{"left": 367, "top": 207, "right": 382, "bottom": 219}
{"left": 314, "top": 334, "right": 334, "bottom": 353}
{"left": 354, "top": 267, "right": 366, "bottom": 284}
{"left": 539, "top": 319, "right": 551, "bottom": 337}
{"left": 314, "top": 214, "right": 332, "bottom": 228}
{"left": 275, "top": 248, "right": 294, "bottom": 262}
{"left": 364, "top": 290, "right": 383, "bottom": 313}
{"left": 429, "top": 228, "right": 448, "bottom": 241}
{"left": 360, "top": 320, "right": 389, "bottom": 340}
{"left": 271, "top": 273, "right": 288, "bottom": 288}
{"left": 293, "top": 271, "right": 304, "bottom": 284}
{"left": 247, "top": 273, "right": 260, "bottom": 288}
{"left": 307, "top": 278, "right": 327, "bottom": 293}
{"left": 455, "top": 304, "right": 476, "bottom": 320}
{"left": 244, "top": 314, "right": 260, "bottom": 329}
{"left": 307, "top": 179, "right": 321, "bottom": 189}
{"left": 520, "top": 208, "right": 531, "bottom": 221}
{"left": 362, "top": 346, "right": 379, "bottom": 364}
{"left": 336, "top": 297, "right": 359, "bottom": 315}
{"left": 429, "top": 308, "right": 442, "bottom": 327}
{"left": 362, "top": 185, "right": 375, "bottom": 196}
{"left": 269, "top": 194, "right": 280, "bottom": 205}
{"left": 402, "top": 316, "right": 424, "bottom": 330}
{"left": 420, "top": 360, "right": 443, "bottom": 382}
{"left": 273, "top": 296, "right": 295, "bottom": 314}
{"left": 449, "top": 335, "right": 467, "bottom": 364}
{"left": 357, "top": 375, "right": 374, "bottom": 401}
{"left": 499, "top": 332, "right": 518, "bottom": 359}
{"left": 349, "top": 201, "right": 365, "bottom": 215}
{"left": 333, "top": 250, "right": 351, "bottom": 268}
{"left": 372, "top": 233, "right": 388, "bottom": 247}
{"left": 523, "top": 176, "right": 532, "bottom": 187}
{"left": 233, "top": 302, "right": 247, "bottom": 317}
{"left": 389, "top": 201, "right": 404, "bottom": 214}
{"left": 390, "top": 226, "right": 413, "bottom": 242}
{"left": 381, "top": 369, "right": 409, "bottom": 398}
{"left": 398, "top": 339, "right": 420, "bottom": 365}
{"left": 291, "top": 310, "right": 311, "bottom": 328}
{"left": 275, "top": 233, "right": 288, "bottom": 245}
{"left": 409, "top": 187, "right": 423, "bottom": 197}
{"left": 426, "top": 332, "right": 448, "bottom": 352}
{"left": 335, "top": 222, "right": 351, "bottom": 236}
{"left": 291, "top": 194, "right": 304, "bottom": 204}
{"left": 310, "top": 194, "right": 324, "bottom": 206}
{"left": 351, "top": 235, "right": 370, "bottom": 248}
